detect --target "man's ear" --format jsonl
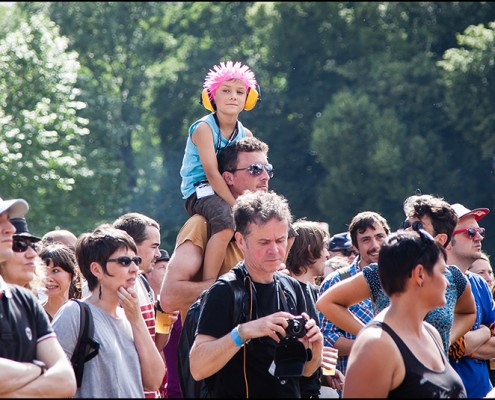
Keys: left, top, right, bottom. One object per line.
{"left": 235, "top": 231, "right": 244, "bottom": 247}
{"left": 434, "top": 232, "right": 448, "bottom": 248}
{"left": 223, "top": 171, "right": 234, "bottom": 186}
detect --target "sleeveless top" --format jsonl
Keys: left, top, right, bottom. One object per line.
{"left": 368, "top": 321, "right": 466, "bottom": 398}
{"left": 180, "top": 113, "right": 248, "bottom": 199}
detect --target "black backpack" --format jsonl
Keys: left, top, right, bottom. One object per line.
{"left": 70, "top": 299, "right": 100, "bottom": 387}
{"left": 178, "top": 266, "right": 248, "bottom": 398}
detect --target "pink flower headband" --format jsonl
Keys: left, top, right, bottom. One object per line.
{"left": 203, "top": 61, "right": 257, "bottom": 100}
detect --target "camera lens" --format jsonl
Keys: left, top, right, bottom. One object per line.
{"left": 291, "top": 321, "right": 302, "bottom": 334}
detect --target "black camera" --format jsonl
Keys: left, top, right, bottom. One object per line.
{"left": 285, "top": 316, "right": 308, "bottom": 339}
{"left": 273, "top": 316, "right": 309, "bottom": 378}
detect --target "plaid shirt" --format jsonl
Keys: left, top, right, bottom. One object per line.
{"left": 318, "top": 258, "right": 374, "bottom": 375}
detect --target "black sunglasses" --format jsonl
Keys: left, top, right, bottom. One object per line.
{"left": 229, "top": 163, "right": 274, "bottom": 178}
{"left": 401, "top": 220, "right": 424, "bottom": 231}
{"left": 340, "top": 248, "right": 358, "bottom": 257}
{"left": 13, "top": 239, "right": 40, "bottom": 253}
{"left": 406, "top": 220, "right": 435, "bottom": 243}
{"left": 453, "top": 227, "right": 486, "bottom": 239}
{"left": 107, "top": 256, "right": 142, "bottom": 267}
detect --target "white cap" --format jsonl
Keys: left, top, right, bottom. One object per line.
{"left": 0, "top": 197, "right": 29, "bottom": 218}
{"left": 451, "top": 203, "right": 489, "bottom": 221}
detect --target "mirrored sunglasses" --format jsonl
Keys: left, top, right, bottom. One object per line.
{"left": 107, "top": 256, "right": 142, "bottom": 267}
{"left": 453, "top": 227, "right": 486, "bottom": 239}
{"left": 230, "top": 163, "right": 274, "bottom": 178}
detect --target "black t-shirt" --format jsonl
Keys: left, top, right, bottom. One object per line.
{"left": 0, "top": 282, "right": 54, "bottom": 362}
{"left": 197, "top": 270, "right": 308, "bottom": 398}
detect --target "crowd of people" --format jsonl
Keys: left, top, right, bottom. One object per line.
{"left": 2, "top": 59, "right": 495, "bottom": 399}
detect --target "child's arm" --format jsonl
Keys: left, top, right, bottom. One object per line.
{"left": 192, "top": 122, "right": 236, "bottom": 206}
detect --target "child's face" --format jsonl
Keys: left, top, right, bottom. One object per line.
{"left": 214, "top": 79, "right": 248, "bottom": 112}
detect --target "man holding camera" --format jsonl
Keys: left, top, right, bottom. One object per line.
{"left": 189, "top": 191, "right": 323, "bottom": 397}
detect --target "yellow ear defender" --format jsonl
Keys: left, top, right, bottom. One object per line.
{"left": 200, "top": 85, "right": 261, "bottom": 112}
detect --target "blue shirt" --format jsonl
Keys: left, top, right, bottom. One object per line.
{"left": 180, "top": 113, "right": 248, "bottom": 199}
{"left": 449, "top": 272, "right": 495, "bottom": 398}
{"left": 318, "top": 259, "right": 374, "bottom": 374}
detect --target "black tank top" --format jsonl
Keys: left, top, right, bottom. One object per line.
{"left": 369, "top": 321, "right": 466, "bottom": 398}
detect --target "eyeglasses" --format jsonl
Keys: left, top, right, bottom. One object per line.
{"left": 107, "top": 256, "right": 142, "bottom": 267}
{"left": 401, "top": 220, "right": 424, "bottom": 231}
{"left": 453, "top": 227, "right": 486, "bottom": 239}
{"left": 229, "top": 163, "right": 274, "bottom": 178}
{"left": 13, "top": 239, "right": 40, "bottom": 253}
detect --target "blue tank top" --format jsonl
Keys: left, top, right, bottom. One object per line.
{"left": 180, "top": 113, "right": 247, "bottom": 199}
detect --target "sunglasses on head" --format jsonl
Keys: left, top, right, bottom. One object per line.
{"left": 13, "top": 239, "right": 40, "bottom": 253}
{"left": 453, "top": 227, "right": 486, "bottom": 239}
{"left": 401, "top": 220, "right": 424, "bottom": 231}
{"left": 107, "top": 256, "right": 142, "bottom": 267}
{"left": 229, "top": 163, "right": 274, "bottom": 178}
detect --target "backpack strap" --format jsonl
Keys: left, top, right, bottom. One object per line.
{"left": 138, "top": 273, "right": 154, "bottom": 303}
{"left": 70, "top": 299, "right": 100, "bottom": 387}
{"left": 275, "top": 272, "right": 300, "bottom": 314}
{"left": 218, "top": 264, "right": 250, "bottom": 323}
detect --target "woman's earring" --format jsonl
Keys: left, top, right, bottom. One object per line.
{"left": 99, "top": 285, "right": 102, "bottom": 300}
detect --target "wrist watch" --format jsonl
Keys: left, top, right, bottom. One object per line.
{"left": 32, "top": 359, "right": 47, "bottom": 376}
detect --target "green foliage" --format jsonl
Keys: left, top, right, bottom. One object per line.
{"left": 0, "top": 13, "right": 90, "bottom": 235}
{"left": 312, "top": 90, "right": 407, "bottom": 230}
{"left": 439, "top": 22, "right": 495, "bottom": 158}
{"left": 2, "top": 2, "right": 495, "bottom": 255}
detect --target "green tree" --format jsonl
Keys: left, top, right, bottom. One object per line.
{"left": 0, "top": 13, "right": 90, "bottom": 233}
{"left": 439, "top": 22, "right": 495, "bottom": 159}
{"left": 312, "top": 90, "right": 408, "bottom": 230}
{"left": 438, "top": 21, "right": 495, "bottom": 256}
{"left": 15, "top": 2, "right": 166, "bottom": 234}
